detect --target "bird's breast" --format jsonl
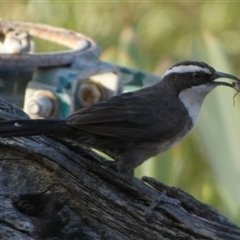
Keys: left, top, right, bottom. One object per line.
{"left": 155, "top": 118, "right": 193, "bottom": 154}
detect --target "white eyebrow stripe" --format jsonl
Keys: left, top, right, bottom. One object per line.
{"left": 162, "top": 65, "right": 212, "bottom": 78}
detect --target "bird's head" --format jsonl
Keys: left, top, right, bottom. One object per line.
{"left": 161, "top": 61, "right": 240, "bottom": 125}
{"left": 161, "top": 61, "right": 240, "bottom": 94}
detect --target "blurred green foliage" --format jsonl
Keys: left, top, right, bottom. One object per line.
{"left": 1, "top": 1, "right": 240, "bottom": 223}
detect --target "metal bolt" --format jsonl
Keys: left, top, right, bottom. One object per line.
{"left": 78, "top": 81, "right": 105, "bottom": 107}
{"left": 27, "top": 96, "right": 54, "bottom": 118}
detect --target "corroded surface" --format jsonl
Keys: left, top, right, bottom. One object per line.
{"left": 0, "top": 21, "right": 101, "bottom": 68}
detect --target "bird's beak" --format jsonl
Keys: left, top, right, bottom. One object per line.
{"left": 212, "top": 71, "right": 240, "bottom": 88}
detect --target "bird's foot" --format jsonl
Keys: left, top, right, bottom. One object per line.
{"left": 145, "top": 190, "right": 180, "bottom": 223}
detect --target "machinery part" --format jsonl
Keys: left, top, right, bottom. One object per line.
{"left": 0, "top": 21, "right": 100, "bottom": 68}
{"left": 77, "top": 72, "right": 120, "bottom": 107}
{"left": 0, "top": 21, "right": 161, "bottom": 119}
{"left": 24, "top": 83, "right": 60, "bottom": 119}
{"left": 2, "top": 28, "right": 31, "bottom": 54}
{"left": 25, "top": 91, "right": 58, "bottom": 119}
{"left": 78, "top": 81, "right": 105, "bottom": 107}
{"left": 0, "top": 21, "right": 103, "bottom": 110}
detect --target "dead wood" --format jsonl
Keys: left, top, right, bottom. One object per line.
{"left": 0, "top": 97, "right": 239, "bottom": 240}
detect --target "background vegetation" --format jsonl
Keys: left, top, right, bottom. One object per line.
{"left": 1, "top": 1, "right": 240, "bottom": 223}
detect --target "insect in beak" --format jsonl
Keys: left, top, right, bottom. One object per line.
{"left": 232, "top": 82, "right": 240, "bottom": 106}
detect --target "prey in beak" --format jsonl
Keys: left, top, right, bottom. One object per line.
{"left": 232, "top": 82, "right": 240, "bottom": 91}
{"left": 211, "top": 71, "right": 240, "bottom": 104}
{"left": 232, "top": 81, "right": 240, "bottom": 104}
{"left": 212, "top": 71, "right": 240, "bottom": 88}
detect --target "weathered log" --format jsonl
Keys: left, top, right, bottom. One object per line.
{"left": 0, "top": 97, "right": 239, "bottom": 240}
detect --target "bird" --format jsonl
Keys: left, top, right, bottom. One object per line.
{"left": 0, "top": 61, "right": 239, "bottom": 175}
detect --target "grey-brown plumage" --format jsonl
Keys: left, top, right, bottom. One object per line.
{"left": 0, "top": 61, "right": 239, "bottom": 175}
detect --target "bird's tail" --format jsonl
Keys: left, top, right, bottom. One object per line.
{"left": 0, "top": 119, "right": 65, "bottom": 137}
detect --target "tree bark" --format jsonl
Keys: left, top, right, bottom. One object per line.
{"left": 0, "top": 97, "right": 239, "bottom": 240}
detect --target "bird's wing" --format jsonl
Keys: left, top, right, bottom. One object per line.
{"left": 67, "top": 90, "right": 188, "bottom": 141}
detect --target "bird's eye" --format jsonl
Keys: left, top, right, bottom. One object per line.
{"left": 193, "top": 72, "right": 202, "bottom": 78}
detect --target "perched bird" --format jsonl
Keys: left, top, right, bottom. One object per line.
{"left": 0, "top": 61, "right": 239, "bottom": 175}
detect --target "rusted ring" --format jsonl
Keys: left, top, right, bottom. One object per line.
{"left": 0, "top": 21, "right": 101, "bottom": 68}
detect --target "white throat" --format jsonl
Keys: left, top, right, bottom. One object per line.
{"left": 179, "top": 84, "right": 216, "bottom": 127}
